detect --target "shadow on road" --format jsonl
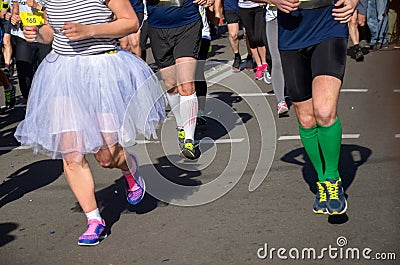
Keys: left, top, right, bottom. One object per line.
{"left": 281, "top": 144, "right": 372, "bottom": 224}
{"left": 0, "top": 160, "right": 63, "bottom": 208}
{"left": 196, "top": 91, "right": 252, "bottom": 144}
{"left": 70, "top": 155, "right": 202, "bottom": 236}
{"left": 0, "top": 105, "right": 26, "bottom": 157}
{"left": 0, "top": 222, "right": 19, "bottom": 247}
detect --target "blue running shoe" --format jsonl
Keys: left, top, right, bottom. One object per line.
{"left": 126, "top": 175, "right": 146, "bottom": 205}
{"left": 78, "top": 219, "right": 107, "bottom": 246}
{"left": 324, "top": 178, "right": 347, "bottom": 215}
{"left": 313, "top": 182, "right": 328, "bottom": 214}
{"left": 124, "top": 154, "right": 146, "bottom": 205}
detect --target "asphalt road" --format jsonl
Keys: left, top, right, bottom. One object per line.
{"left": 0, "top": 28, "right": 399, "bottom": 265}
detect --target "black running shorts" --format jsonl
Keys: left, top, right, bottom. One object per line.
{"left": 148, "top": 19, "right": 202, "bottom": 68}
{"left": 279, "top": 38, "right": 348, "bottom": 102}
{"left": 224, "top": 10, "right": 241, "bottom": 24}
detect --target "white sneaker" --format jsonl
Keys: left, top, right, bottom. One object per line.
{"left": 277, "top": 101, "right": 289, "bottom": 116}
{"left": 263, "top": 71, "right": 272, "bottom": 84}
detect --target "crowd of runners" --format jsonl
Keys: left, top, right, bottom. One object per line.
{"left": 1, "top": 0, "right": 399, "bottom": 246}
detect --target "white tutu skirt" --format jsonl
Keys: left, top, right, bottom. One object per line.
{"left": 15, "top": 50, "right": 166, "bottom": 161}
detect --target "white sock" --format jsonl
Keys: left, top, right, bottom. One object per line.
{"left": 166, "top": 92, "right": 183, "bottom": 128}
{"left": 180, "top": 93, "right": 198, "bottom": 141}
{"left": 85, "top": 208, "right": 102, "bottom": 222}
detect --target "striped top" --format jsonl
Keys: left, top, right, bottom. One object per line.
{"left": 41, "top": 0, "right": 117, "bottom": 56}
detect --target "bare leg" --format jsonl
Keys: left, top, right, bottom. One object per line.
{"left": 63, "top": 156, "right": 98, "bottom": 214}
{"left": 227, "top": 23, "right": 240, "bottom": 54}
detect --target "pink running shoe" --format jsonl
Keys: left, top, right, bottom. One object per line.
{"left": 254, "top": 66, "right": 263, "bottom": 80}
{"left": 261, "top": 63, "right": 268, "bottom": 72}
{"left": 277, "top": 101, "right": 289, "bottom": 116}
{"left": 124, "top": 154, "right": 146, "bottom": 205}
{"left": 78, "top": 219, "right": 107, "bottom": 246}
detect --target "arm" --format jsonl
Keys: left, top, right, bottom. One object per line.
{"left": 193, "top": 0, "right": 215, "bottom": 8}
{"left": 27, "top": 0, "right": 43, "bottom": 11}
{"left": 61, "top": 0, "right": 139, "bottom": 41}
{"left": 213, "top": 0, "right": 223, "bottom": 19}
{"left": 10, "top": 2, "right": 20, "bottom": 26}
{"left": 0, "top": 9, "right": 7, "bottom": 19}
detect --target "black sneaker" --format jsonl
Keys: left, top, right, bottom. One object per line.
{"left": 4, "top": 84, "right": 16, "bottom": 109}
{"left": 245, "top": 55, "right": 254, "bottom": 71}
{"left": 354, "top": 46, "right": 364, "bottom": 62}
{"left": 232, "top": 54, "right": 241, "bottom": 72}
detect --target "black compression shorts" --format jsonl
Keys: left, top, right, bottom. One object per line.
{"left": 279, "top": 38, "right": 348, "bottom": 102}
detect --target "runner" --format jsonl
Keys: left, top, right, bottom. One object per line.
{"left": 267, "top": 0, "right": 358, "bottom": 215}
{"left": 10, "top": 0, "right": 52, "bottom": 104}
{"left": 14, "top": 0, "right": 165, "bottom": 246}
{"left": 238, "top": 0, "right": 268, "bottom": 80}
{"left": 1, "top": 0, "right": 13, "bottom": 78}
{"left": 147, "top": 0, "right": 214, "bottom": 159}
{"left": 0, "top": 0, "right": 15, "bottom": 109}
{"left": 195, "top": 6, "right": 211, "bottom": 127}
{"left": 264, "top": 4, "right": 288, "bottom": 117}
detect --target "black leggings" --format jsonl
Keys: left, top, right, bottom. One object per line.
{"left": 195, "top": 38, "right": 210, "bottom": 98}
{"left": 238, "top": 6, "right": 266, "bottom": 48}
{"left": 15, "top": 36, "right": 52, "bottom": 99}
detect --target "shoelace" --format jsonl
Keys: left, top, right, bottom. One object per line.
{"left": 178, "top": 130, "right": 185, "bottom": 140}
{"left": 183, "top": 142, "right": 194, "bottom": 151}
{"left": 317, "top": 183, "right": 327, "bottom": 202}
{"left": 326, "top": 181, "right": 339, "bottom": 200}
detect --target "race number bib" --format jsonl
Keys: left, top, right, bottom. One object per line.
{"left": 19, "top": 11, "right": 45, "bottom": 26}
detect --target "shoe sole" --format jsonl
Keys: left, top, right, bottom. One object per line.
{"left": 78, "top": 234, "right": 107, "bottom": 246}
{"left": 313, "top": 209, "right": 329, "bottom": 215}
{"left": 181, "top": 148, "right": 196, "bottom": 160}
{"left": 278, "top": 107, "right": 289, "bottom": 116}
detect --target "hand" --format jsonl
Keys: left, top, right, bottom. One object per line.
{"left": 61, "top": 22, "right": 92, "bottom": 41}
{"left": 332, "top": 0, "right": 358, "bottom": 24}
{"left": 193, "top": 0, "right": 214, "bottom": 8}
{"left": 5, "top": 12, "right": 11, "bottom": 20}
{"left": 27, "top": 0, "right": 36, "bottom": 8}
{"left": 268, "top": 0, "right": 300, "bottom": 13}
{"left": 23, "top": 26, "right": 39, "bottom": 42}
{"left": 357, "top": 13, "right": 366, "bottom": 26}
{"left": 10, "top": 14, "right": 21, "bottom": 26}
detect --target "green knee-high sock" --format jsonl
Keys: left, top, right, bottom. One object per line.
{"left": 299, "top": 124, "right": 324, "bottom": 182}
{"left": 317, "top": 117, "right": 342, "bottom": 181}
